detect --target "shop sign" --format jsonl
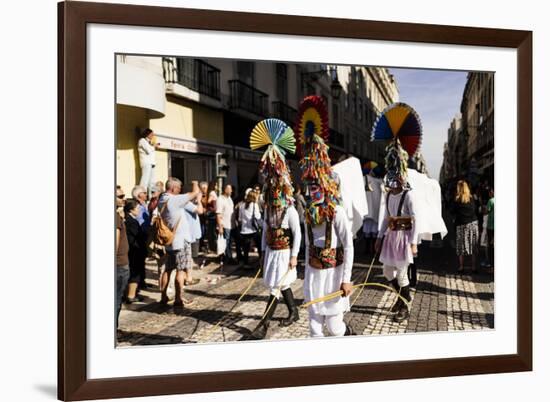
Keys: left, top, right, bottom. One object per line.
{"left": 156, "top": 135, "right": 227, "bottom": 155}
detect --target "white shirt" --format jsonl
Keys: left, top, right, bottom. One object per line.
{"left": 138, "top": 137, "right": 156, "bottom": 166}
{"left": 260, "top": 206, "right": 302, "bottom": 292}
{"left": 216, "top": 194, "right": 235, "bottom": 229}
{"left": 304, "top": 206, "right": 354, "bottom": 315}
{"left": 158, "top": 193, "right": 196, "bottom": 250}
{"left": 238, "top": 202, "right": 261, "bottom": 234}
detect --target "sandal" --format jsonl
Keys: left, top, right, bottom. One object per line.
{"left": 184, "top": 278, "right": 201, "bottom": 286}
{"left": 173, "top": 297, "right": 195, "bottom": 307}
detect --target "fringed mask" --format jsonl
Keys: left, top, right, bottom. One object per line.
{"left": 250, "top": 118, "right": 296, "bottom": 225}
{"left": 296, "top": 96, "right": 340, "bottom": 226}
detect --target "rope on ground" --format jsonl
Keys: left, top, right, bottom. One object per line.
{"left": 203, "top": 266, "right": 262, "bottom": 341}
{"left": 350, "top": 254, "right": 377, "bottom": 308}
{"left": 300, "top": 283, "right": 411, "bottom": 310}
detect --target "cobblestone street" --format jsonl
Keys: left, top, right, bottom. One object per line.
{"left": 117, "top": 238, "right": 494, "bottom": 346}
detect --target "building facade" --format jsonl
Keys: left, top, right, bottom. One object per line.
{"left": 116, "top": 55, "right": 399, "bottom": 196}
{"left": 460, "top": 72, "right": 495, "bottom": 187}
{"left": 440, "top": 72, "right": 494, "bottom": 193}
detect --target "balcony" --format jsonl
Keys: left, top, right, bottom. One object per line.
{"left": 473, "top": 112, "right": 494, "bottom": 157}
{"left": 117, "top": 56, "right": 166, "bottom": 117}
{"left": 228, "top": 80, "right": 268, "bottom": 117}
{"left": 165, "top": 58, "right": 221, "bottom": 100}
{"left": 329, "top": 128, "right": 345, "bottom": 148}
{"left": 272, "top": 101, "right": 298, "bottom": 126}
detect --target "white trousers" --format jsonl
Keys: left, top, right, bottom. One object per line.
{"left": 308, "top": 311, "right": 346, "bottom": 337}
{"left": 383, "top": 264, "right": 409, "bottom": 287}
{"left": 269, "top": 284, "right": 291, "bottom": 298}
{"left": 139, "top": 163, "right": 155, "bottom": 193}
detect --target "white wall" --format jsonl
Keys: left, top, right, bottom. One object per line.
{"left": 1, "top": 0, "right": 545, "bottom": 401}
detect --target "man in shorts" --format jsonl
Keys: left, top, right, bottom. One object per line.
{"left": 158, "top": 177, "right": 203, "bottom": 307}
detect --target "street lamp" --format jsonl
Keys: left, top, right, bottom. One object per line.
{"left": 301, "top": 66, "right": 343, "bottom": 100}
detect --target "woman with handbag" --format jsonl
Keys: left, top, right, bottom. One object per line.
{"left": 450, "top": 180, "right": 479, "bottom": 274}
{"left": 238, "top": 189, "right": 262, "bottom": 269}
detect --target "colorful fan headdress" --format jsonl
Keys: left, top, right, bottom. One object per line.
{"left": 295, "top": 95, "right": 330, "bottom": 157}
{"left": 371, "top": 102, "right": 423, "bottom": 189}
{"left": 250, "top": 118, "right": 296, "bottom": 210}
{"left": 295, "top": 96, "right": 340, "bottom": 225}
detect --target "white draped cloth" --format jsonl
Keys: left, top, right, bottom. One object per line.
{"left": 304, "top": 206, "right": 354, "bottom": 316}
{"left": 363, "top": 176, "right": 384, "bottom": 235}
{"left": 332, "top": 157, "right": 369, "bottom": 235}
{"left": 261, "top": 206, "right": 301, "bottom": 294}
{"left": 372, "top": 169, "right": 448, "bottom": 244}
{"left": 406, "top": 169, "right": 448, "bottom": 242}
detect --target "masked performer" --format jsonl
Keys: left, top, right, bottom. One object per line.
{"left": 248, "top": 118, "right": 302, "bottom": 340}
{"left": 375, "top": 139, "right": 419, "bottom": 323}
{"left": 296, "top": 96, "right": 355, "bottom": 338}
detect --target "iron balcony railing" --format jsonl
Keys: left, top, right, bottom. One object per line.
{"left": 271, "top": 101, "right": 298, "bottom": 126}
{"left": 166, "top": 58, "right": 221, "bottom": 100}
{"left": 228, "top": 80, "right": 268, "bottom": 117}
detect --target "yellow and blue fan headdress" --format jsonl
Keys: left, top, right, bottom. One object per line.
{"left": 250, "top": 118, "right": 296, "bottom": 156}
{"left": 250, "top": 118, "right": 296, "bottom": 209}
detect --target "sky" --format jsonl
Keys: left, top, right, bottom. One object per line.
{"left": 388, "top": 68, "right": 468, "bottom": 178}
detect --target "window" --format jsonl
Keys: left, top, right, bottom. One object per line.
{"left": 358, "top": 70, "right": 364, "bottom": 92}
{"left": 237, "top": 61, "right": 255, "bottom": 86}
{"left": 305, "top": 82, "right": 316, "bottom": 96}
{"left": 276, "top": 63, "right": 288, "bottom": 103}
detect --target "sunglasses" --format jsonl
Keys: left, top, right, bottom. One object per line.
{"left": 117, "top": 194, "right": 126, "bottom": 199}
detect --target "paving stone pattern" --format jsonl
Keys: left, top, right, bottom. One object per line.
{"left": 117, "top": 243, "right": 494, "bottom": 347}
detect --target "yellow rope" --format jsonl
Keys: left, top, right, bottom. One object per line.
{"left": 203, "top": 266, "right": 262, "bottom": 340}
{"left": 300, "top": 282, "right": 411, "bottom": 309}
{"left": 350, "top": 255, "right": 377, "bottom": 307}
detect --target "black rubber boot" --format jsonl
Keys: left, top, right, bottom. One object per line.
{"left": 249, "top": 295, "right": 278, "bottom": 340}
{"left": 390, "top": 279, "right": 402, "bottom": 313}
{"left": 280, "top": 288, "right": 299, "bottom": 327}
{"left": 408, "top": 263, "right": 418, "bottom": 288}
{"left": 344, "top": 323, "right": 355, "bottom": 336}
{"left": 393, "top": 286, "right": 412, "bottom": 323}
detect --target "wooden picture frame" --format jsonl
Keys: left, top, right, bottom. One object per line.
{"left": 58, "top": 1, "right": 532, "bottom": 400}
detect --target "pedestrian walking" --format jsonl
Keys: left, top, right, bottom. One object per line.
{"left": 375, "top": 139, "right": 418, "bottom": 323}
{"left": 124, "top": 199, "right": 148, "bottom": 303}
{"left": 451, "top": 180, "right": 479, "bottom": 273}
{"left": 206, "top": 181, "right": 218, "bottom": 253}
{"left": 237, "top": 189, "right": 262, "bottom": 269}
{"left": 198, "top": 181, "right": 209, "bottom": 253}
{"left": 131, "top": 185, "right": 151, "bottom": 289}
{"left": 486, "top": 187, "right": 495, "bottom": 273}
{"left": 216, "top": 183, "right": 238, "bottom": 264}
